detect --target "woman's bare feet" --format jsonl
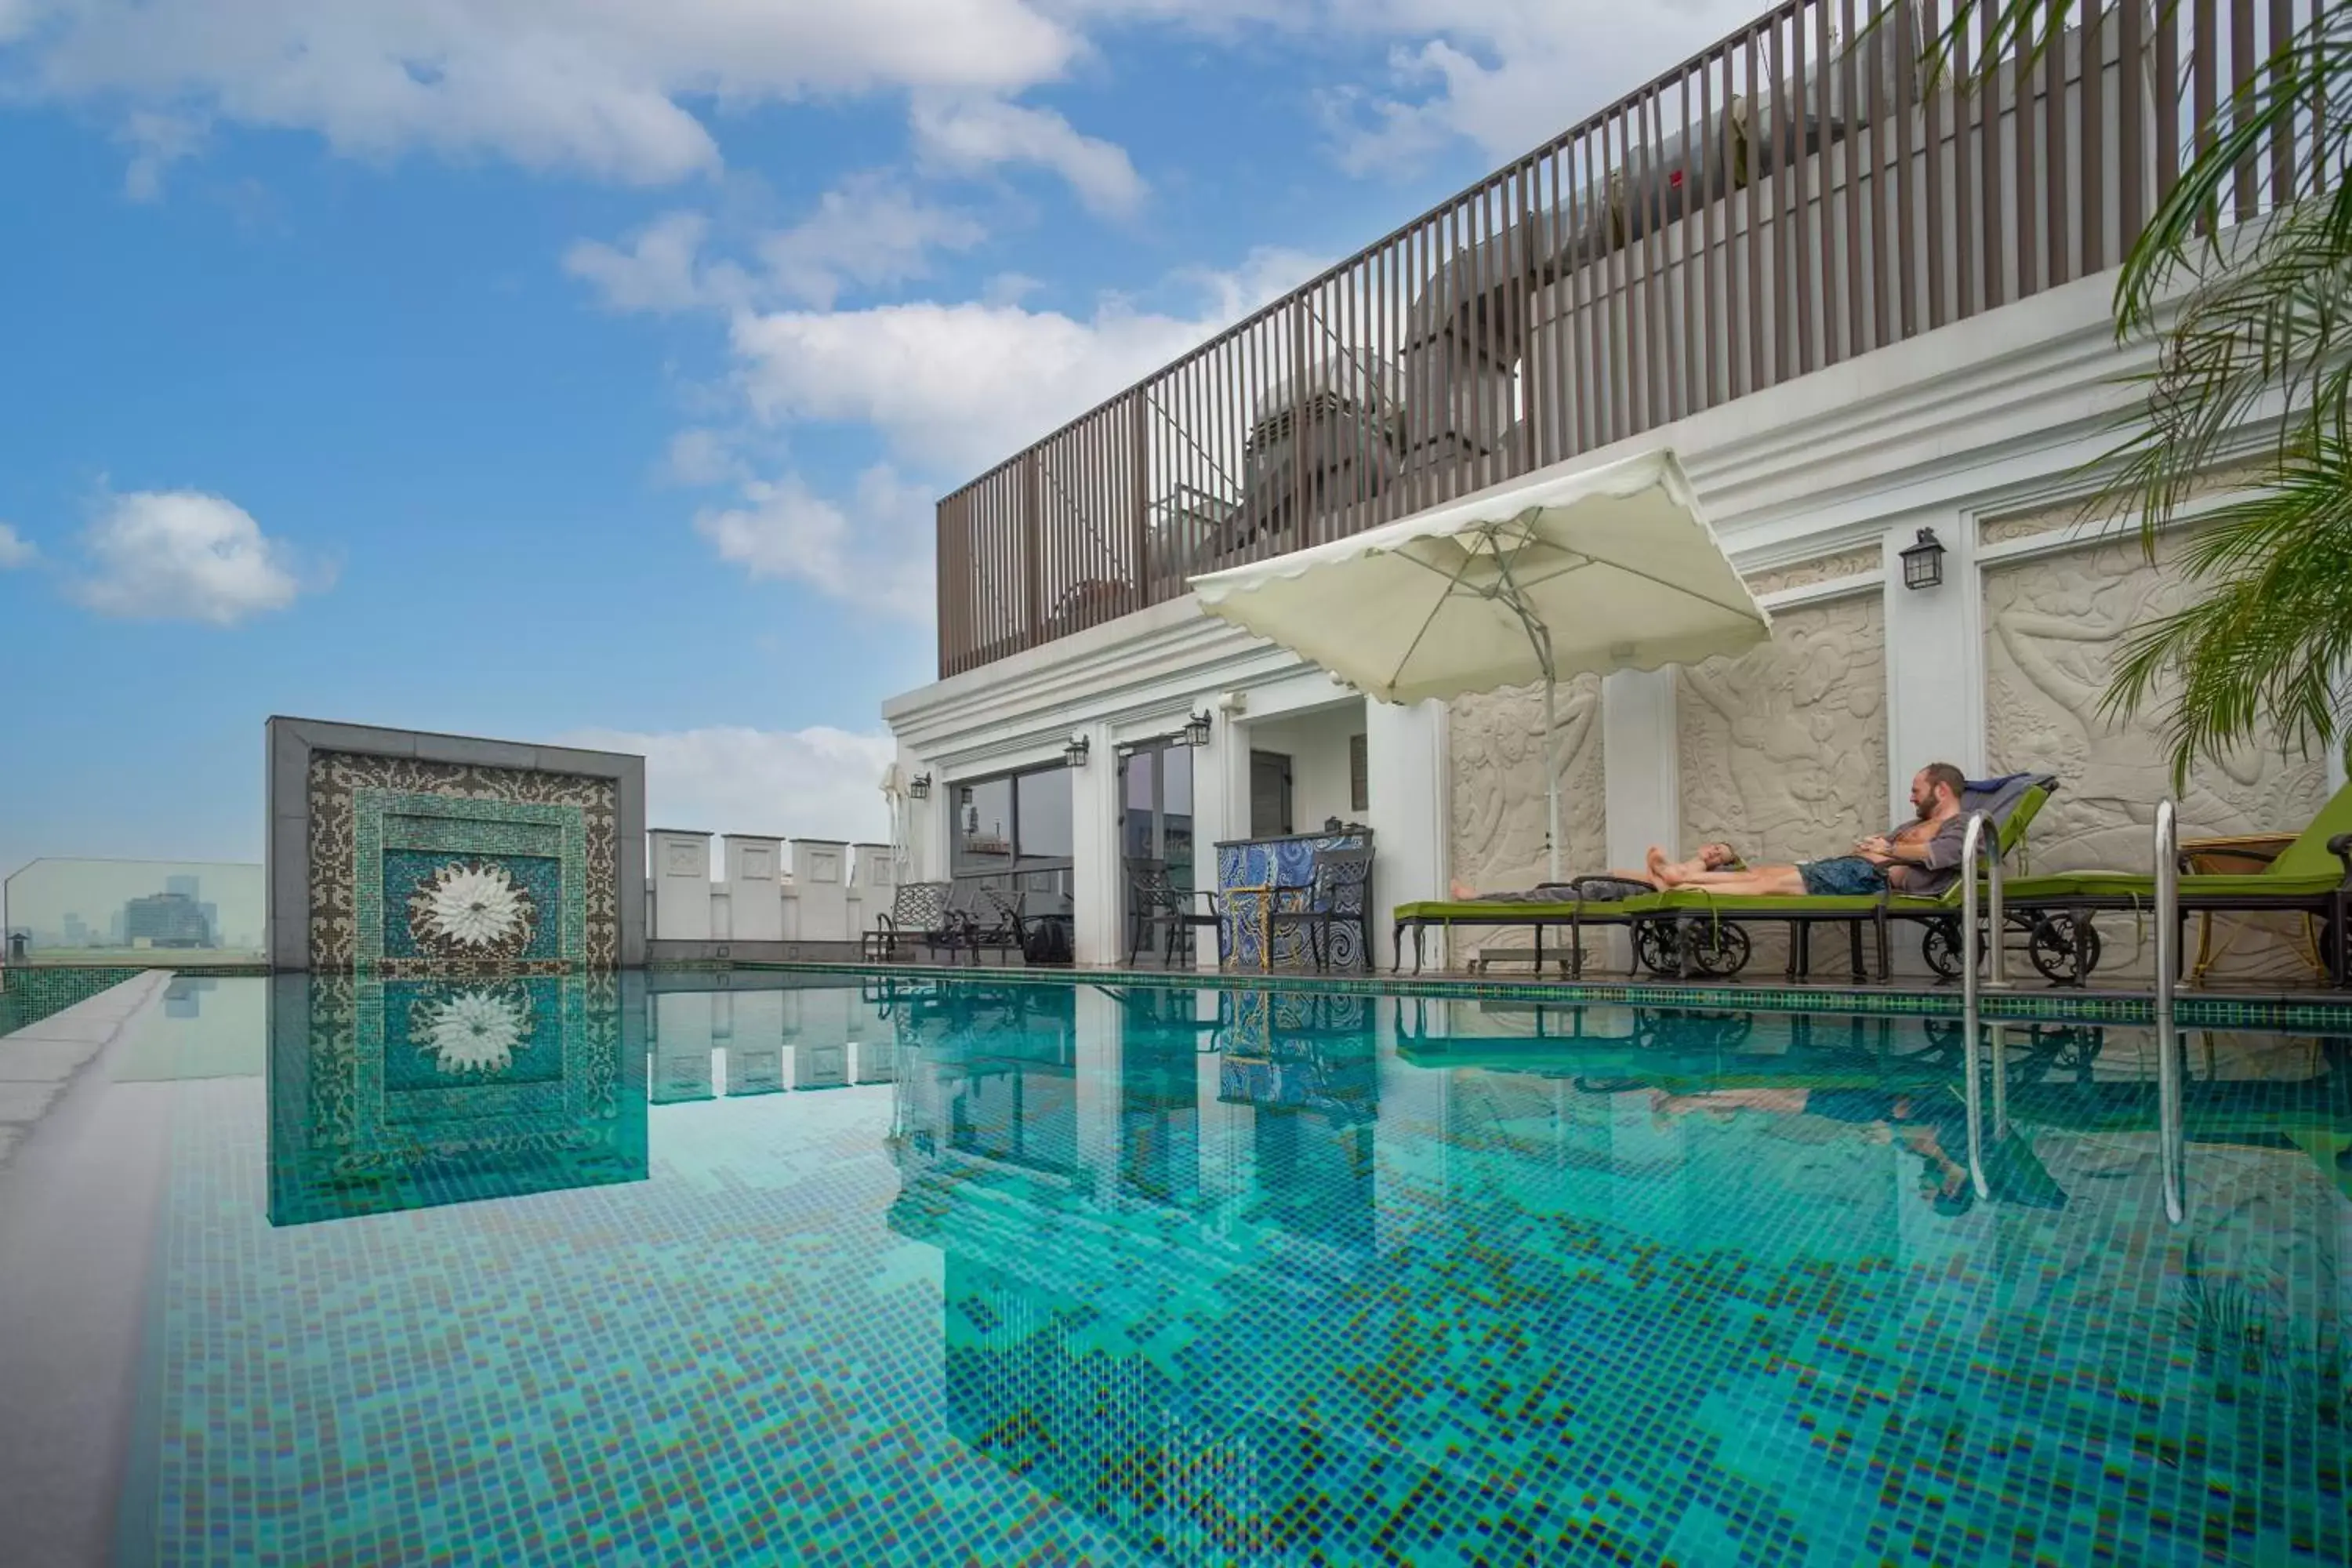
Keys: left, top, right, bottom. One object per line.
{"left": 1646, "top": 845, "right": 1681, "bottom": 886}
{"left": 1450, "top": 878, "right": 1475, "bottom": 900}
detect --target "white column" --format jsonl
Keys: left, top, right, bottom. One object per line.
{"left": 1602, "top": 667, "right": 1679, "bottom": 868}
{"left": 903, "top": 757, "right": 943, "bottom": 882}
{"left": 651, "top": 990, "right": 716, "bottom": 1102}
{"left": 1189, "top": 700, "right": 1245, "bottom": 971}
{"left": 1073, "top": 986, "right": 1123, "bottom": 1184}
{"left": 789, "top": 841, "right": 851, "bottom": 942}
{"left": 648, "top": 830, "right": 713, "bottom": 942}
{"left": 1071, "top": 722, "right": 1121, "bottom": 966}
{"left": 1882, "top": 518, "right": 1982, "bottom": 821}
{"left": 1363, "top": 699, "right": 1446, "bottom": 971}
{"left": 1599, "top": 668, "right": 1679, "bottom": 974}
{"left": 721, "top": 835, "right": 785, "bottom": 942}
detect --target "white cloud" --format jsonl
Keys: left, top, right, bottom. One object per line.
{"left": 568, "top": 179, "right": 984, "bottom": 317}
{"left": 662, "top": 428, "right": 750, "bottom": 488}
{"left": 982, "top": 271, "right": 1044, "bottom": 307}
{"left": 564, "top": 210, "right": 748, "bottom": 315}
{"left": 115, "top": 109, "right": 204, "bottom": 201}
{"left": 68, "top": 488, "right": 321, "bottom": 625}
{"left": 0, "top": 522, "right": 34, "bottom": 568}
{"left": 554, "top": 724, "right": 897, "bottom": 844}
{"left": 9, "top": 0, "right": 1083, "bottom": 186}
{"left": 910, "top": 95, "right": 1145, "bottom": 216}
{"left": 728, "top": 244, "right": 1324, "bottom": 475}
{"left": 757, "top": 175, "right": 988, "bottom": 309}
{"left": 695, "top": 464, "right": 934, "bottom": 620}
{"left": 1313, "top": 1, "right": 1764, "bottom": 169}
{"left": 9, "top": 1, "right": 1761, "bottom": 195}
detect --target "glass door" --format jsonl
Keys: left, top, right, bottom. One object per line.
{"left": 1118, "top": 741, "right": 1196, "bottom": 963}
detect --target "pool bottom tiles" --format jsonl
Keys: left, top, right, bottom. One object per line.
{"left": 78, "top": 975, "right": 2352, "bottom": 1565}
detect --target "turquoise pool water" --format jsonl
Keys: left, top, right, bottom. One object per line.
{"left": 1, "top": 974, "right": 2347, "bottom": 1565}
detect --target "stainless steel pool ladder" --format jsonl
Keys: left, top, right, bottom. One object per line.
{"left": 1958, "top": 810, "right": 2005, "bottom": 1202}
{"left": 2154, "top": 798, "right": 2186, "bottom": 1224}
{"left": 1959, "top": 804, "right": 2186, "bottom": 1220}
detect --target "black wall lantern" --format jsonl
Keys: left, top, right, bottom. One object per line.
{"left": 1900, "top": 527, "right": 1946, "bottom": 590}
{"left": 1063, "top": 735, "right": 1092, "bottom": 769}
{"left": 906, "top": 771, "right": 932, "bottom": 800}
{"left": 1181, "top": 710, "right": 1213, "bottom": 748}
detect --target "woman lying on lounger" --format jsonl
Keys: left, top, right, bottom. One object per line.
{"left": 1446, "top": 842, "right": 1741, "bottom": 904}
{"left": 1647, "top": 1083, "right": 1976, "bottom": 1215}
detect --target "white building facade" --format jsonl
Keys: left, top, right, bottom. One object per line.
{"left": 884, "top": 7, "right": 2343, "bottom": 980}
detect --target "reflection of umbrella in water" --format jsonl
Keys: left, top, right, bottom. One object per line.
{"left": 1192, "top": 448, "right": 1770, "bottom": 880}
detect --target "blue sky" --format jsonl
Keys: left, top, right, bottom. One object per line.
{"left": 0, "top": 0, "right": 1750, "bottom": 880}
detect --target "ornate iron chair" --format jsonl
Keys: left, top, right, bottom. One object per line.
{"left": 1126, "top": 858, "right": 1222, "bottom": 967}
{"left": 1268, "top": 846, "right": 1374, "bottom": 971}
{"left": 864, "top": 881, "right": 951, "bottom": 964}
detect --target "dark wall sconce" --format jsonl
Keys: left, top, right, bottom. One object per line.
{"left": 1181, "top": 710, "right": 1213, "bottom": 748}
{"left": 1063, "top": 735, "right": 1091, "bottom": 768}
{"left": 1900, "top": 527, "right": 1946, "bottom": 590}
{"left": 907, "top": 772, "right": 932, "bottom": 800}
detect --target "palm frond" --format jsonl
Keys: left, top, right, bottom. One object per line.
{"left": 2094, "top": 435, "right": 2352, "bottom": 788}
{"left": 1881, "top": 4, "right": 2352, "bottom": 787}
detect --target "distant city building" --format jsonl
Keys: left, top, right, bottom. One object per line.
{"left": 123, "top": 892, "right": 213, "bottom": 949}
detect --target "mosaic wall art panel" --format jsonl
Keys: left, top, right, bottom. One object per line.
{"left": 1215, "top": 830, "right": 1373, "bottom": 973}
{"left": 267, "top": 973, "right": 645, "bottom": 1226}
{"left": 307, "top": 751, "right": 619, "bottom": 971}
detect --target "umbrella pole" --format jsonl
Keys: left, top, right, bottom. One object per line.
{"left": 1544, "top": 675, "right": 1562, "bottom": 885}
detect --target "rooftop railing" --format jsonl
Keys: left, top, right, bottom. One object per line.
{"left": 935, "top": 0, "right": 2313, "bottom": 679}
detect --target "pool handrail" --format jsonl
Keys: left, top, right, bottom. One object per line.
{"left": 1959, "top": 810, "right": 1994, "bottom": 1201}
{"left": 2154, "top": 798, "right": 2186, "bottom": 1225}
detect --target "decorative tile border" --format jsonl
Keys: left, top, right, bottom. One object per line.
{"left": 267, "top": 717, "right": 646, "bottom": 971}
{"left": 682, "top": 959, "right": 2352, "bottom": 1031}
{"left": 354, "top": 789, "right": 587, "bottom": 967}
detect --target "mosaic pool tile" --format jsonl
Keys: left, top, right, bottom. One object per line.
{"left": 0, "top": 964, "right": 147, "bottom": 1036}
{"left": 64, "top": 974, "right": 2352, "bottom": 1565}
{"left": 749, "top": 959, "right": 2352, "bottom": 1033}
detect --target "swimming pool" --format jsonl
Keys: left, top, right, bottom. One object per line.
{"left": 1, "top": 972, "right": 2346, "bottom": 1565}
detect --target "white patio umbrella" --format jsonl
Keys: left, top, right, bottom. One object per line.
{"left": 879, "top": 761, "right": 909, "bottom": 884}
{"left": 1189, "top": 448, "right": 1770, "bottom": 882}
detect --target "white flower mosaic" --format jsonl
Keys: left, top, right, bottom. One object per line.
{"left": 408, "top": 860, "right": 536, "bottom": 956}
{"left": 412, "top": 989, "right": 532, "bottom": 1074}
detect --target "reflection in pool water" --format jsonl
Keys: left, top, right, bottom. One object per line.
{"left": 265, "top": 973, "right": 648, "bottom": 1227}
{"left": 5, "top": 974, "right": 2345, "bottom": 1564}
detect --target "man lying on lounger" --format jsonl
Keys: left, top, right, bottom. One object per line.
{"left": 1648, "top": 762, "right": 1969, "bottom": 899}
{"left": 1447, "top": 842, "right": 1741, "bottom": 903}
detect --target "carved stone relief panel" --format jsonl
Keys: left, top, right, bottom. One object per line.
{"left": 1447, "top": 674, "right": 1606, "bottom": 957}
{"left": 1984, "top": 532, "right": 2332, "bottom": 982}
{"left": 1742, "top": 547, "right": 1885, "bottom": 597}
{"left": 1679, "top": 596, "right": 1889, "bottom": 973}
{"left": 1976, "top": 460, "right": 2268, "bottom": 548}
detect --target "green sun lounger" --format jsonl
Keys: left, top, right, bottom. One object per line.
{"left": 1394, "top": 773, "right": 2060, "bottom": 982}
{"left": 2001, "top": 779, "right": 2352, "bottom": 988}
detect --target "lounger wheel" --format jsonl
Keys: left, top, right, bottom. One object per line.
{"left": 1679, "top": 920, "right": 1751, "bottom": 978}
{"left": 2026, "top": 913, "right": 2100, "bottom": 985}
{"left": 1922, "top": 916, "right": 1965, "bottom": 982}
{"left": 2027, "top": 1022, "right": 2103, "bottom": 1074}
{"left": 1631, "top": 921, "right": 1678, "bottom": 977}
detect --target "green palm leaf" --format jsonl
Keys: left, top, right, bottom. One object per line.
{"left": 1898, "top": 2, "right": 2352, "bottom": 786}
